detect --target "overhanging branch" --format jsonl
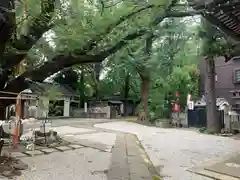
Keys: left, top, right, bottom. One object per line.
{"left": 2, "top": 0, "right": 55, "bottom": 68}
{"left": 19, "top": 29, "right": 146, "bottom": 82}
{"left": 2, "top": 3, "right": 203, "bottom": 95}
{"left": 98, "top": 29, "right": 147, "bottom": 59}
{"left": 0, "top": 0, "right": 15, "bottom": 57}
{"left": 21, "top": 54, "right": 97, "bottom": 82}
{"left": 78, "top": 4, "right": 155, "bottom": 55}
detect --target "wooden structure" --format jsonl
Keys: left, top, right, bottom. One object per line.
{"left": 191, "top": 0, "right": 240, "bottom": 40}
{"left": 189, "top": 0, "right": 239, "bottom": 40}
{"left": 20, "top": 82, "right": 80, "bottom": 118}
{"left": 0, "top": 91, "right": 34, "bottom": 148}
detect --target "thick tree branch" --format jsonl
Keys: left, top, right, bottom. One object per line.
{"left": 3, "top": 3, "right": 154, "bottom": 69}
{"left": 20, "top": 29, "right": 146, "bottom": 82}
{"left": 2, "top": 28, "right": 147, "bottom": 96}
{"left": 78, "top": 4, "right": 155, "bottom": 55}
{"left": 98, "top": 29, "right": 147, "bottom": 59}
{"left": 2, "top": 0, "right": 55, "bottom": 68}
{"left": 2, "top": 28, "right": 149, "bottom": 96}
{"left": 0, "top": 0, "right": 15, "bottom": 58}
{"left": 2, "top": 3, "right": 202, "bottom": 96}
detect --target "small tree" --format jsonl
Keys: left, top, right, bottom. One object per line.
{"left": 40, "top": 86, "right": 63, "bottom": 117}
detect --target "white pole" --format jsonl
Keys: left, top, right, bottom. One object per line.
{"left": 84, "top": 102, "right": 87, "bottom": 113}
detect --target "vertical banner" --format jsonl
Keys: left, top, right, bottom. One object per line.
{"left": 187, "top": 93, "right": 194, "bottom": 110}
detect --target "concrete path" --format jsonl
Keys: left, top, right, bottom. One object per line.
{"left": 95, "top": 121, "right": 240, "bottom": 180}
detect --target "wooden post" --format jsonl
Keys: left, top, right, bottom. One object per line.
{"left": 13, "top": 95, "right": 21, "bottom": 148}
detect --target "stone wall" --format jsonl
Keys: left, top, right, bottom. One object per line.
{"left": 87, "top": 102, "right": 110, "bottom": 118}
{"left": 171, "top": 112, "right": 188, "bottom": 127}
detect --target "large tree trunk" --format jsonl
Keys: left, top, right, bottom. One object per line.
{"left": 137, "top": 33, "right": 153, "bottom": 122}
{"left": 93, "top": 63, "right": 102, "bottom": 100}
{"left": 137, "top": 73, "right": 150, "bottom": 121}
{"left": 123, "top": 73, "right": 130, "bottom": 116}
{"left": 139, "top": 77, "right": 150, "bottom": 121}
{"left": 79, "top": 70, "right": 85, "bottom": 108}
{"left": 204, "top": 57, "right": 220, "bottom": 133}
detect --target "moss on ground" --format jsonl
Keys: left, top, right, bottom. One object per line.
{"left": 152, "top": 175, "right": 161, "bottom": 180}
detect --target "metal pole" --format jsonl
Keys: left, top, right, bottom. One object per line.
{"left": 32, "top": 128, "right": 35, "bottom": 152}
{"left": 44, "top": 117, "right": 46, "bottom": 145}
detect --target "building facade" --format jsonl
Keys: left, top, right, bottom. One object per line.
{"left": 199, "top": 56, "right": 240, "bottom": 112}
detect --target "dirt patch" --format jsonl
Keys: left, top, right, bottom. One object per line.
{"left": 0, "top": 156, "right": 28, "bottom": 179}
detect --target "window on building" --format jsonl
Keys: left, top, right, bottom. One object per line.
{"left": 234, "top": 69, "right": 240, "bottom": 84}
{"left": 215, "top": 74, "right": 218, "bottom": 82}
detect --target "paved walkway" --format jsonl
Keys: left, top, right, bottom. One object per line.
{"left": 95, "top": 121, "right": 240, "bottom": 180}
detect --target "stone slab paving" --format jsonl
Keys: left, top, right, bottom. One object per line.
{"left": 125, "top": 134, "right": 155, "bottom": 180}
{"left": 40, "top": 148, "right": 59, "bottom": 154}
{"left": 55, "top": 146, "right": 73, "bottom": 151}
{"left": 68, "top": 144, "right": 84, "bottom": 149}
{"left": 107, "top": 133, "right": 129, "bottom": 180}
{"left": 6, "top": 143, "right": 85, "bottom": 158}
{"left": 10, "top": 152, "right": 28, "bottom": 158}
{"left": 95, "top": 121, "right": 240, "bottom": 180}
{"left": 107, "top": 132, "right": 157, "bottom": 180}
{"left": 24, "top": 150, "right": 44, "bottom": 156}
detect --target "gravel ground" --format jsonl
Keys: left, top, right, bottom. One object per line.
{"left": 95, "top": 121, "right": 240, "bottom": 180}
{"left": 2, "top": 119, "right": 116, "bottom": 180}
{"left": 16, "top": 148, "right": 111, "bottom": 180}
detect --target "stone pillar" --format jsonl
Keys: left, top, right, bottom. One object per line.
{"left": 64, "top": 97, "right": 70, "bottom": 117}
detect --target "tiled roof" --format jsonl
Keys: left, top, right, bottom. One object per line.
{"left": 28, "top": 81, "right": 77, "bottom": 97}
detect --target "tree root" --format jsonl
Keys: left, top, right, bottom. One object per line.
{"left": 137, "top": 111, "right": 149, "bottom": 122}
